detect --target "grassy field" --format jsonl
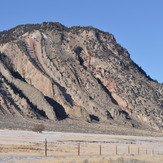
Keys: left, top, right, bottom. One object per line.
{"left": 0, "top": 130, "right": 162, "bottom": 163}
{"left": 1, "top": 155, "right": 163, "bottom": 163}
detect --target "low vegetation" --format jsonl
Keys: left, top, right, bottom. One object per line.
{"left": 32, "top": 124, "right": 45, "bottom": 133}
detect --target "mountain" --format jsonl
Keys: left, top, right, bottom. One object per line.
{"left": 0, "top": 22, "right": 162, "bottom": 133}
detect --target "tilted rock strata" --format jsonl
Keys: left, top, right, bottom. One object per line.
{"left": 0, "top": 22, "right": 162, "bottom": 130}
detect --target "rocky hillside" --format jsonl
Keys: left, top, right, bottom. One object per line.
{"left": 0, "top": 22, "right": 162, "bottom": 131}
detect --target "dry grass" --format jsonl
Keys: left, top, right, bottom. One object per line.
{"left": 0, "top": 130, "right": 163, "bottom": 163}
{"left": 4, "top": 155, "right": 163, "bottom": 163}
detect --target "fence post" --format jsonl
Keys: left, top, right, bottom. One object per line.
{"left": 128, "top": 146, "right": 130, "bottom": 154}
{"left": 45, "top": 139, "right": 47, "bottom": 157}
{"left": 100, "top": 144, "right": 102, "bottom": 155}
{"left": 116, "top": 145, "right": 118, "bottom": 155}
{"left": 78, "top": 143, "right": 80, "bottom": 156}
{"left": 146, "top": 148, "right": 147, "bottom": 155}
{"left": 138, "top": 147, "right": 139, "bottom": 155}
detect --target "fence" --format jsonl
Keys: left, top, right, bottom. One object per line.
{"left": 0, "top": 139, "right": 163, "bottom": 157}
{"left": 43, "top": 139, "right": 163, "bottom": 157}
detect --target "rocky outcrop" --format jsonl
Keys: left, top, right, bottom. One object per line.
{"left": 0, "top": 22, "right": 162, "bottom": 131}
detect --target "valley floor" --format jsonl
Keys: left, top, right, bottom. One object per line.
{"left": 0, "top": 118, "right": 163, "bottom": 137}
{"left": 0, "top": 129, "right": 163, "bottom": 163}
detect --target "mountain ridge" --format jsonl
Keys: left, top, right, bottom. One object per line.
{"left": 0, "top": 22, "right": 162, "bottom": 133}
{"left": 0, "top": 22, "right": 157, "bottom": 83}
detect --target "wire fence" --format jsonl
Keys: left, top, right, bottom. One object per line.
{"left": 0, "top": 139, "right": 163, "bottom": 157}
{"left": 45, "top": 139, "right": 163, "bottom": 156}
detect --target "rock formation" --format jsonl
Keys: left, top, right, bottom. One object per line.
{"left": 0, "top": 22, "right": 162, "bottom": 131}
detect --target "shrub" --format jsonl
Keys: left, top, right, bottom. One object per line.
{"left": 32, "top": 124, "right": 45, "bottom": 133}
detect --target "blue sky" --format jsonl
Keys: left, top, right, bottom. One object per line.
{"left": 0, "top": 0, "right": 163, "bottom": 83}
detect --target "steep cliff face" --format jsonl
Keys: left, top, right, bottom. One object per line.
{"left": 0, "top": 22, "right": 162, "bottom": 131}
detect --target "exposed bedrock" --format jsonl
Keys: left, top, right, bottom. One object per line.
{"left": 0, "top": 22, "right": 162, "bottom": 131}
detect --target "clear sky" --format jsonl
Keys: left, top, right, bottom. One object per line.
{"left": 0, "top": 0, "right": 163, "bottom": 83}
